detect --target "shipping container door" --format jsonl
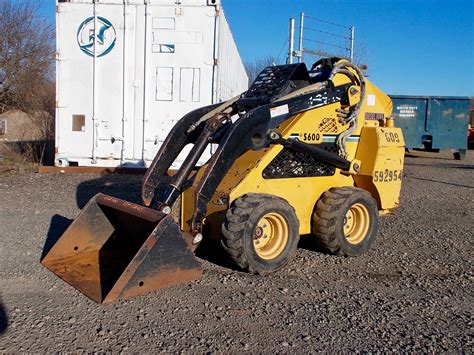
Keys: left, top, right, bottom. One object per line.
{"left": 427, "top": 99, "right": 469, "bottom": 150}
{"left": 142, "top": 4, "right": 216, "bottom": 165}
{"left": 92, "top": 4, "right": 126, "bottom": 161}
{"left": 92, "top": 3, "right": 146, "bottom": 165}
{"left": 57, "top": 3, "right": 96, "bottom": 159}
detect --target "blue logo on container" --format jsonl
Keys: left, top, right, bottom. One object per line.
{"left": 77, "top": 16, "right": 116, "bottom": 57}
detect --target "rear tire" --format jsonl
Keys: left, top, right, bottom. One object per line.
{"left": 221, "top": 194, "right": 300, "bottom": 275}
{"left": 312, "top": 187, "right": 378, "bottom": 256}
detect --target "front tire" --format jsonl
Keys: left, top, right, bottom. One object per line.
{"left": 312, "top": 187, "right": 378, "bottom": 256}
{"left": 221, "top": 194, "right": 300, "bottom": 275}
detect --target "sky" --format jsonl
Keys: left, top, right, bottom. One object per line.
{"left": 35, "top": 0, "right": 473, "bottom": 96}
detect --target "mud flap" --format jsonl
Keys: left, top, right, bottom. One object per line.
{"left": 41, "top": 194, "right": 202, "bottom": 304}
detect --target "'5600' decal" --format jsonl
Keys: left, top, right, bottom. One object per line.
{"left": 373, "top": 169, "right": 403, "bottom": 182}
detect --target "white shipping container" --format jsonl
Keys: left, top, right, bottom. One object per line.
{"left": 55, "top": 0, "right": 248, "bottom": 168}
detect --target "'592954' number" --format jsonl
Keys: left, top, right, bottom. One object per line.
{"left": 373, "top": 169, "right": 403, "bottom": 182}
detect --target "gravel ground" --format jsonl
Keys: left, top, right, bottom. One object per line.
{"left": 0, "top": 150, "right": 472, "bottom": 353}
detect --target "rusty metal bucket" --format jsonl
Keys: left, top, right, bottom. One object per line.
{"left": 41, "top": 194, "right": 202, "bottom": 304}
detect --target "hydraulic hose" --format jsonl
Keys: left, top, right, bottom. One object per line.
{"left": 329, "top": 61, "right": 366, "bottom": 158}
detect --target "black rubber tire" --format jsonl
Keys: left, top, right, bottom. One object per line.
{"left": 312, "top": 187, "right": 378, "bottom": 256}
{"left": 221, "top": 193, "right": 300, "bottom": 275}
{"left": 453, "top": 149, "right": 466, "bottom": 160}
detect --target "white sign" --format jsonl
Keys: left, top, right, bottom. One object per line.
{"left": 367, "top": 94, "right": 376, "bottom": 107}
{"left": 397, "top": 105, "right": 418, "bottom": 118}
{"left": 270, "top": 104, "right": 289, "bottom": 118}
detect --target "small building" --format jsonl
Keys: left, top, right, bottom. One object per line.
{"left": 0, "top": 109, "right": 53, "bottom": 164}
{"left": 0, "top": 110, "right": 43, "bottom": 143}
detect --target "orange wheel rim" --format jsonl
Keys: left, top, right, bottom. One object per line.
{"left": 253, "top": 212, "right": 288, "bottom": 260}
{"left": 343, "top": 203, "right": 370, "bottom": 244}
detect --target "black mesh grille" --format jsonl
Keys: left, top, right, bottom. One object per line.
{"left": 245, "top": 66, "right": 295, "bottom": 100}
{"left": 319, "top": 117, "right": 339, "bottom": 133}
{"left": 262, "top": 143, "right": 338, "bottom": 179}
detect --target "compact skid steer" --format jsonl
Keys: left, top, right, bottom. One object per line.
{"left": 41, "top": 58, "right": 405, "bottom": 303}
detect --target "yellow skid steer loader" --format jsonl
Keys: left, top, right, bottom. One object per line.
{"left": 41, "top": 58, "right": 405, "bottom": 303}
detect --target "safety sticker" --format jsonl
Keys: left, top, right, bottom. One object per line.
{"left": 367, "top": 94, "right": 376, "bottom": 106}
{"left": 365, "top": 112, "right": 384, "bottom": 121}
{"left": 270, "top": 104, "right": 289, "bottom": 118}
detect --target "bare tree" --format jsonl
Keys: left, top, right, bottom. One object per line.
{"left": 245, "top": 56, "right": 280, "bottom": 85}
{"left": 0, "top": 1, "right": 55, "bottom": 164}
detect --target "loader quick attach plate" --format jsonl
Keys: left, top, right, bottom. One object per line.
{"left": 41, "top": 194, "right": 202, "bottom": 304}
